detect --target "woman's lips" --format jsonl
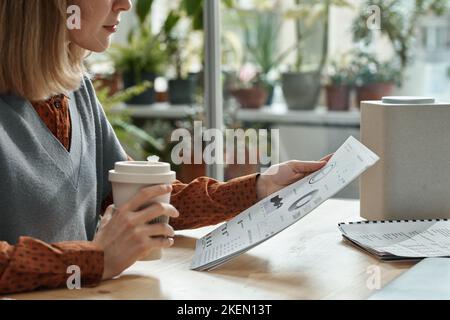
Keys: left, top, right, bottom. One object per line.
{"left": 103, "top": 25, "right": 118, "bottom": 33}
{"left": 103, "top": 21, "right": 120, "bottom": 33}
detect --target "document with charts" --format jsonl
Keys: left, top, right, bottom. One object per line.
{"left": 190, "top": 136, "right": 380, "bottom": 271}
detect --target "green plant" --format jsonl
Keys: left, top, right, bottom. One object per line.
{"left": 224, "top": 63, "right": 268, "bottom": 90}
{"left": 232, "top": 8, "right": 294, "bottom": 86}
{"left": 285, "top": 0, "right": 352, "bottom": 73}
{"left": 351, "top": 50, "right": 402, "bottom": 86}
{"left": 326, "top": 59, "right": 355, "bottom": 86}
{"left": 162, "top": 10, "right": 185, "bottom": 79}
{"left": 161, "top": 0, "right": 235, "bottom": 80}
{"left": 353, "top": 0, "right": 449, "bottom": 74}
{"left": 109, "top": 37, "right": 166, "bottom": 79}
{"left": 162, "top": 8, "right": 202, "bottom": 80}
{"left": 96, "top": 81, "right": 168, "bottom": 160}
{"left": 109, "top": 0, "right": 167, "bottom": 83}
{"left": 182, "top": 0, "right": 235, "bottom": 31}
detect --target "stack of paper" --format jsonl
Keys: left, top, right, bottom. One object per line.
{"left": 339, "top": 219, "right": 450, "bottom": 260}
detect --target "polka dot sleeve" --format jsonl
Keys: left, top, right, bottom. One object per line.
{"left": 169, "top": 173, "right": 259, "bottom": 230}
{"left": 0, "top": 237, "right": 103, "bottom": 295}
{"left": 100, "top": 156, "right": 260, "bottom": 231}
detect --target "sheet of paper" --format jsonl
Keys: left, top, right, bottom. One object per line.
{"left": 339, "top": 220, "right": 450, "bottom": 258}
{"left": 190, "top": 136, "right": 380, "bottom": 271}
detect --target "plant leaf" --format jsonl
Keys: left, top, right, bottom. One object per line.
{"left": 112, "top": 119, "right": 164, "bottom": 153}
{"left": 164, "top": 10, "right": 182, "bottom": 35}
{"left": 223, "top": 0, "right": 235, "bottom": 8}
{"left": 136, "top": 0, "right": 154, "bottom": 25}
{"left": 182, "top": 0, "right": 202, "bottom": 16}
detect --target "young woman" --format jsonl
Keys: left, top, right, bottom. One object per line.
{"left": 0, "top": 0, "right": 330, "bottom": 294}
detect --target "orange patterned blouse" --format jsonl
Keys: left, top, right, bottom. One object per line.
{"left": 0, "top": 95, "right": 258, "bottom": 295}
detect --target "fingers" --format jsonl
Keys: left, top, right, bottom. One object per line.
{"left": 135, "top": 232, "right": 175, "bottom": 254}
{"left": 118, "top": 184, "right": 172, "bottom": 213}
{"left": 98, "top": 205, "right": 115, "bottom": 230}
{"left": 127, "top": 223, "right": 175, "bottom": 255}
{"left": 137, "top": 223, "right": 175, "bottom": 238}
{"left": 288, "top": 160, "right": 327, "bottom": 174}
{"left": 319, "top": 153, "right": 334, "bottom": 162}
{"left": 129, "top": 232, "right": 175, "bottom": 260}
{"left": 132, "top": 202, "right": 179, "bottom": 226}
{"left": 136, "top": 238, "right": 174, "bottom": 259}
{"left": 148, "top": 236, "right": 174, "bottom": 248}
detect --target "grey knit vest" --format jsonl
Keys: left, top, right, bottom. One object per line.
{"left": 0, "top": 77, "right": 127, "bottom": 244}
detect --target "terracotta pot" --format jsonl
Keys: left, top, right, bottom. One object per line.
{"left": 356, "top": 82, "right": 395, "bottom": 108}
{"left": 155, "top": 91, "right": 169, "bottom": 103}
{"left": 93, "top": 73, "right": 123, "bottom": 96}
{"left": 326, "top": 85, "right": 351, "bottom": 111}
{"left": 230, "top": 87, "right": 268, "bottom": 109}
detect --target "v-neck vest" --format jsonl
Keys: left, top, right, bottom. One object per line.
{"left": 30, "top": 94, "right": 72, "bottom": 151}
{"left": 0, "top": 77, "right": 127, "bottom": 244}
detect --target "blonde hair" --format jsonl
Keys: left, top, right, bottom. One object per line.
{"left": 0, "top": 0, "right": 86, "bottom": 101}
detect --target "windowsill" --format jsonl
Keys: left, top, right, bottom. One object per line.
{"left": 111, "top": 102, "right": 361, "bottom": 127}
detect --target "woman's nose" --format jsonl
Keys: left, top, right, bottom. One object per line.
{"left": 113, "top": 0, "right": 132, "bottom": 12}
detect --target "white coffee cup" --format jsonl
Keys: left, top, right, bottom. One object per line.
{"left": 109, "top": 159, "right": 176, "bottom": 261}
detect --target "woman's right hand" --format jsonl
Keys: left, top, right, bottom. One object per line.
{"left": 93, "top": 184, "right": 179, "bottom": 280}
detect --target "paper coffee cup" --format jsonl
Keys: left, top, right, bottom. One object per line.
{"left": 109, "top": 160, "right": 176, "bottom": 261}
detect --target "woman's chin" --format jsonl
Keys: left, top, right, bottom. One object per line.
{"left": 88, "top": 39, "right": 111, "bottom": 53}
{"left": 69, "top": 30, "right": 112, "bottom": 53}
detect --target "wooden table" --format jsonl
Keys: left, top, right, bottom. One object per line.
{"left": 8, "top": 199, "right": 416, "bottom": 300}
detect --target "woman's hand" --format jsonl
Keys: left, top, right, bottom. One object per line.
{"left": 256, "top": 154, "right": 333, "bottom": 200}
{"left": 93, "top": 184, "right": 179, "bottom": 280}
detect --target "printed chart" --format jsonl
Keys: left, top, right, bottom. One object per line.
{"left": 190, "top": 136, "right": 380, "bottom": 271}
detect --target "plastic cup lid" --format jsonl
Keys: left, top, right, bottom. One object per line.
{"left": 113, "top": 161, "right": 170, "bottom": 174}
{"left": 382, "top": 96, "right": 436, "bottom": 105}
{"left": 109, "top": 161, "right": 175, "bottom": 184}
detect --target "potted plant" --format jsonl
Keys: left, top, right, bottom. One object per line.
{"left": 84, "top": 55, "right": 123, "bottom": 96}
{"left": 231, "top": 6, "right": 293, "bottom": 106}
{"left": 324, "top": 59, "right": 354, "bottom": 111}
{"left": 95, "top": 80, "right": 167, "bottom": 160}
{"left": 109, "top": 0, "right": 167, "bottom": 105}
{"left": 166, "top": 37, "right": 200, "bottom": 105}
{"left": 352, "top": 51, "right": 402, "bottom": 106}
{"left": 228, "top": 64, "right": 268, "bottom": 109}
{"left": 154, "top": 0, "right": 236, "bottom": 106}
{"left": 352, "top": 0, "right": 448, "bottom": 80}
{"left": 162, "top": 9, "right": 201, "bottom": 105}
{"left": 281, "top": 0, "right": 352, "bottom": 110}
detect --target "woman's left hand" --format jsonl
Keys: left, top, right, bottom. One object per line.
{"left": 256, "top": 154, "right": 333, "bottom": 200}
